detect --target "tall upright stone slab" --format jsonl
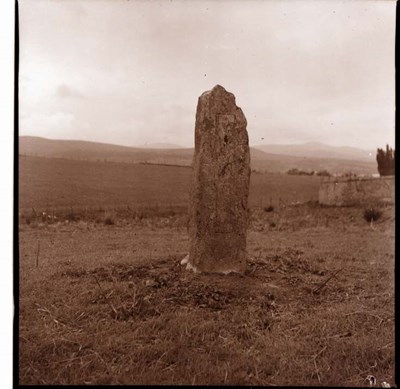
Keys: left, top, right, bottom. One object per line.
{"left": 187, "top": 85, "right": 250, "bottom": 273}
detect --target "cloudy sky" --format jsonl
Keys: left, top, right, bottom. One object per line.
{"left": 19, "top": 0, "right": 395, "bottom": 149}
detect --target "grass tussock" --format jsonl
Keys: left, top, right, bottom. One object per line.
{"left": 263, "top": 205, "right": 274, "bottom": 212}
{"left": 364, "top": 208, "right": 382, "bottom": 223}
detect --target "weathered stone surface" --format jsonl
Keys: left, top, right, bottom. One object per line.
{"left": 187, "top": 85, "right": 251, "bottom": 274}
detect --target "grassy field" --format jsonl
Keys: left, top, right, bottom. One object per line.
{"left": 18, "top": 156, "right": 395, "bottom": 386}
{"left": 19, "top": 155, "right": 321, "bottom": 216}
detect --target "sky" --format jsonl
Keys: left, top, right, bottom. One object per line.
{"left": 19, "top": 0, "right": 396, "bottom": 149}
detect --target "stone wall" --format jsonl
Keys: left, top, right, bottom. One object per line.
{"left": 318, "top": 176, "right": 395, "bottom": 206}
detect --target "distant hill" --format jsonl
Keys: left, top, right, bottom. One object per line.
{"left": 254, "top": 142, "right": 375, "bottom": 161}
{"left": 136, "top": 142, "right": 184, "bottom": 149}
{"left": 19, "top": 136, "right": 377, "bottom": 175}
{"left": 19, "top": 136, "right": 193, "bottom": 166}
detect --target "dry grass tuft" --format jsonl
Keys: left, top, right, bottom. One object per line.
{"left": 363, "top": 208, "right": 382, "bottom": 223}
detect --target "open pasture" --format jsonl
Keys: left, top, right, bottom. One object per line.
{"left": 19, "top": 155, "right": 321, "bottom": 216}
{"left": 17, "top": 156, "right": 395, "bottom": 386}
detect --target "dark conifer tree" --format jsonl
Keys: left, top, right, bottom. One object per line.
{"left": 376, "top": 144, "right": 395, "bottom": 176}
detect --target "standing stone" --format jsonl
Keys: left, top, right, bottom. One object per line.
{"left": 187, "top": 85, "right": 250, "bottom": 274}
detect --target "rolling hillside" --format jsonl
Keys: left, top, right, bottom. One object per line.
{"left": 19, "top": 136, "right": 193, "bottom": 166}
{"left": 19, "top": 136, "right": 377, "bottom": 175}
{"left": 253, "top": 142, "right": 376, "bottom": 161}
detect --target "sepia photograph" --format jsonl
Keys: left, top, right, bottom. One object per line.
{"left": 17, "top": 0, "right": 395, "bottom": 386}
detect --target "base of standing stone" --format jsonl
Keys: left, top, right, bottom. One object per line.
{"left": 180, "top": 254, "right": 244, "bottom": 275}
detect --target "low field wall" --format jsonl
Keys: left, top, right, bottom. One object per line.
{"left": 319, "top": 176, "right": 395, "bottom": 206}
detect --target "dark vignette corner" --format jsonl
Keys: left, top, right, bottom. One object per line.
{"left": 395, "top": 2, "right": 399, "bottom": 389}
{"left": 13, "top": 0, "right": 19, "bottom": 388}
